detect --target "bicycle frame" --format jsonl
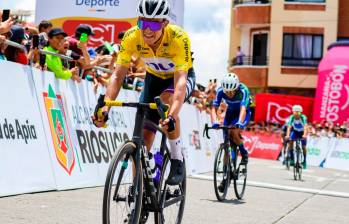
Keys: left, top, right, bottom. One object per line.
{"left": 101, "top": 95, "right": 181, "bottom": 213}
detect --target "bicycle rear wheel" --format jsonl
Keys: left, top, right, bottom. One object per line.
{"left": 102, "top": 142, "right": 143, "bottom": 224}
{"left": 233, "top": 148, "right": 247, "bottom": 200}
{"left": 155, "top": 154, "right": 186, "bottom": 224}
{"left": 213, "top": 144, "right": 230, "bottom": 201}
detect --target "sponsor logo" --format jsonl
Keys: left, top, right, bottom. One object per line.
{"left": 143, "top": 57, "right": 175, "bottom": 73}
{"left": 0, "top": 118, "right": 37, "bottom": 143}
{"left": 266, "top": 102, "right": 292, "bottom": 123}
{"left": 330, "top": 150, "right": 349, "bottom": 160}
{"left": 63, "top": 20, "right": 132, "bottom": 47}
{"left": 243, "top": 134, "right": 280, "bottom": 154}
{"left": 43, "top": 85, "right": 75, "bottom": 175}
{"left": 308, "top": 147, "right": 321, "bottom": 156}
{"left": 75, "top": 0, "right": 120, "bottom": 8}
{"left": 320, "top": 65, "right": 349, "bottom": 122}
{"left": 189, "top": 130, "right": 201, "bottom": 150}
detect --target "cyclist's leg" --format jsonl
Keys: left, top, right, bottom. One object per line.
{"left": 288, "top": 132, "right": 295, "bottom": 165}
{"left": 228, "top": 110, "right": 250, "bottom": 164}
{"left": 301, "top": 134, "right": 307, "bottom": 169}
{"left": 139, "top": 73, "right": 172, "bottom": 151}
{"left": 161, "top": 68, "right": 196, "bottom": 185}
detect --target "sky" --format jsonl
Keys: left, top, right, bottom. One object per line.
{"left": 1, "top": 0, "right": 231, "bottom": 85}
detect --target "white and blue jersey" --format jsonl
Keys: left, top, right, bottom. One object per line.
{"left": 213, "top": 83, "right": 252, "bottom": 128}
{"left": 287, "top": 114, "right": 307, "bottom": 145}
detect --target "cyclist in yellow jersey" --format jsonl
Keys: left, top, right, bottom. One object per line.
{"left": 92, "top": 0, "right": 196, "bottom": 185}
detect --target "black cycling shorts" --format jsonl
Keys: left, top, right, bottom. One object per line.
{"left": 139, "top": 68, "right": 196, "bottom": 128}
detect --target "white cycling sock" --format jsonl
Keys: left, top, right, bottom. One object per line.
{"left": 169, "top": 137, "right": 183, "bottom": 161}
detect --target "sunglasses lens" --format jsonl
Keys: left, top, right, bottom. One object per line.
{"left": 138, "top": 19, "right": 163, "bottom": 31}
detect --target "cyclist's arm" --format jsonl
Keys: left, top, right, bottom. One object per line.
{"left": 286, "top": 125, "right": 292, "bottom": 138}
{"left": 211, "top": 106, "right": 218, "bottom": 123}
{"left": 105, "top": 64, "right": 129, "bottom": 104}
{"left": 168, "top": 70, "right": 187, "bottom": 119}
{"left": 238, "top": 106, "right": 247, "bottom": 123}
{"left": 302, "top": 115, "right": 308, "bottom": 137}
{"left": 211, "top": 90, "right": 223, "bottom": 123}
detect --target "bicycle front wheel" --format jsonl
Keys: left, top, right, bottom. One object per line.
{"left": 155, "top": 154, "right": 186, "bottom": 224}
{"left": 102, "top": 142, "right": 143, "bottom": 224}
{"left": 213, "top": 144, "right": 230, "bottom": 201}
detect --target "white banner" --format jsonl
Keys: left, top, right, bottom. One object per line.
{"left": 323, "top": 138, "right": 349, "bottom": 171}
{"left": 0, "top": 61, "right": 56, "bottom": 196}
{"left": 306, "top": 136, "right": 334, "bottom": 167}
{"left": 35, "top": 0, "right": 184, "bottom": 47}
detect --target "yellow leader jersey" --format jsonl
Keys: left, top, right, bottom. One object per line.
{"left": 116, "top": 24, "right": 193, "bottom": 80}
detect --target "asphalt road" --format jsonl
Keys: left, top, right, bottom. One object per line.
{"left": 1, "top": 158, "right": 349, "bottom": 224}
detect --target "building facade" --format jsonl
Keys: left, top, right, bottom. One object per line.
{"left": 228, "top": 0, "right": 349, "bottom": 96}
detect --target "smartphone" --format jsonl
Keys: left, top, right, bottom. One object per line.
{"left": 80, "top": 33, "right": 88, "bottom": 43}
{"left": 39, "top": 54, "right": 46, "bottom": 67}
{"left": 32, "top": 34, "right": 39, "bottom": 49}
{"left": 103, "top": 42, "right": 114, "bottom": 55}
{"left": 2, "top": 9, "right": 10, "bottom": 22}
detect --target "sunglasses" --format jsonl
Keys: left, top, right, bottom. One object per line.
{"left": 223, "top": 90, "right": 236, "bottom": 94}
{"left": 137, "top": 19, "right": 163, "bottom": 32}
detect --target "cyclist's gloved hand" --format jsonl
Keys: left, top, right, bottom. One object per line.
{"left": 235, "top": 121, "right": 244, "bottom": 129}
{"left": 212, "top": 122, "right": 220, "bottom": 129}
{"left": 91, "top": 94, "right": 109, "bottom": 128}
{"left": 161, "top": 115, "right": 176, "bottom": 133}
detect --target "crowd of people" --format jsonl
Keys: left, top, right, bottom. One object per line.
{"left": 1, "top": 14, "right": 348, "bottom": 140}
{"left": 0, "top": 14, "right": 145, "bottom": 94}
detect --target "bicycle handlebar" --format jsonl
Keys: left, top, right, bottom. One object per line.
{"left": 95, "top": 94, "right": 169, "bottom": 128}
{"left": 203, "top": 123, "right": 236, "bottom": 139}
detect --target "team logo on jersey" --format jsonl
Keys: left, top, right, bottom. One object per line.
{"left": 143, "top": 57, "right": 175, "bottom": 73}
{"left": 43, "top": 85, "right": 75, "bottom": 175}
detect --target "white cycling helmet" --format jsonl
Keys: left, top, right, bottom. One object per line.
{"left": 138, "top": 0, "right": 170, "bottom": 19}
{"left": 292, "top": 105, "right": 303, "bottom": 112}
{"left": 221, "top": 73, "right": 240, "bottom": 92}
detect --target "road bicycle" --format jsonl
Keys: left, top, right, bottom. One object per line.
{"left": 96, "top": 95, "right": 186, "bottom": 224}
{"left": 203, "top": 124, "right": 247, "bottom": 201}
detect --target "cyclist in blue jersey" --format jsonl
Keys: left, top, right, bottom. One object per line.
{"left": 285, "top": 105, "right": 308, "bottom": 169}
{"left": 210, "top": 73, "right": 251, "bottom": 192}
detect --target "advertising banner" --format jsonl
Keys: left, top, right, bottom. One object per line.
{"left": 255, "top": 93, "right": 314, "bottom": 124}
{"left": 323, "top": 138, "right": 349, "bottom": 171}
{"left": 31, "top": 68, "right": 101, "bottom": 189}
{"left": 306, "top": 136, "right": 334, "bottom": 167}
{"left": 35, "top": 0, "right": 184, "bottom": 47}
{"left": 242, "top": 131, "right": 282, "bottom": 160}
{"left": 0, "top": 61, "right": 56, "bottom": 196}
{"left": 313, "top": 44, "right": 349, "bottom": 123}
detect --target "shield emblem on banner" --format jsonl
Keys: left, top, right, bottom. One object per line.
{"left": 43, "top": 85, "right": 75, "bottom": 175}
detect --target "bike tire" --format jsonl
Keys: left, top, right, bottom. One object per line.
{"left": 233, "top": 148, "right": 247, "bottom": 200}
{"left": 102, "top": 142, "right": 143, "bottom": 224}
{"left": 155, "top": 154, "right": 186, "bottom": 224}
{"left": 213, "top": 144, "right": 230, "bottom": 201}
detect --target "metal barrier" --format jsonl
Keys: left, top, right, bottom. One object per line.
{"left": 3, "top": 41, "right": 114, "bottom": 75}
{"left": 4, "top": 39, "right": 28, "bottom": 54}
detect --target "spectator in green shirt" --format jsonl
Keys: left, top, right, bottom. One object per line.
{"left": 44, "top": 28, "right": 80, "bottom": 82}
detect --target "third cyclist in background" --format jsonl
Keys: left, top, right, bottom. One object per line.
{"left": 285, "top": 105, "right": 308, "bottom": 169}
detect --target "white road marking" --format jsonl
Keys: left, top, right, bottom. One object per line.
{"left": 190, "top": 174, "right": 349, "bottom": 198}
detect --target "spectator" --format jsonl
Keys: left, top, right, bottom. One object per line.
{"left": 4, "top": 25, "right": 29, "bottom": 65}
{"left": 0, "top": 17, "right": 14, "bottom": 34}
{"left": 44, "top": 28, "right": 80, "bottom": 82}
{"left": 235, "top": 46, "right": 245, "bottom": 65}
{"left": 69, "top": 24, "right": 95, "bottom": 56}
{"left": 38, "top": 20, "right": 52, "bottom": 48}
{"left": 0, "top": 34, "right": 8, "bottom": 60}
